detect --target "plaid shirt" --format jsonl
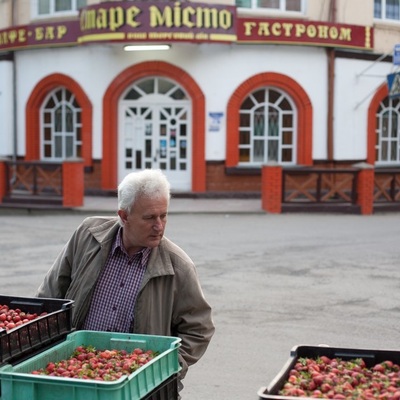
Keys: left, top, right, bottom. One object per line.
{"left": 83, "top": 227, "right": 151, "bottom": 333}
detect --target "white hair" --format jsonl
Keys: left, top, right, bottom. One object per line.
{"left": 118, "top": 169, "right": 171, "bottom": 217}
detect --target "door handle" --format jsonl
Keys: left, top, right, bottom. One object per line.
{"left": 154, "top": 149, "right": 159, "bottom": 162}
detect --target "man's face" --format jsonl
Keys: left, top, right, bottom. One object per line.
{"left": 118, "top": 195, "right": 168, "bottom": 255}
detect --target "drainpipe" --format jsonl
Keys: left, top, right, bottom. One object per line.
{"left": 326, "top": 0, "right": 336, "bottom": 162}
{"left": 11, "top": 0, "right": 17, "bottom": 164}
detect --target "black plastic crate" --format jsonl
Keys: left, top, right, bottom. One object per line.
{"left": 258, "top": 344, "right": 400, "bottom": 399}
{"left": 143, "top": 374, "right": 178, "bottom": 400}
{"left": 0, "top": 295, "right": 74, "bottom": 366}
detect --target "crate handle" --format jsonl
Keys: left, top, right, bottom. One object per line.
{"left": 61, "top": 303, "right": 73, "bottom": 310}
{"left": 257, "top": 386, "right": 268, "bottom": 396}
{"left": 169, "top": 338, "right": 181, "bottom": 349}
{"left": 10, "top": 300, "right": 45, "bottom": 308}
{"left": 334, "top": 351, "right": 376, "bottom": 360}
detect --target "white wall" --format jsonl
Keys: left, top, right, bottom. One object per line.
{"left": 0, "top": 61, "right": 14, "bottom": 157}
{"left": 15, "top": 42, "right": 328, "bottom": 162}
{"left": 334, "top": 57, "right": 394, "bottom": 160}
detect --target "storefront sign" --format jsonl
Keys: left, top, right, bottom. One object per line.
{"left": 237, "top": 18, "right": 373, "bottom": 50}
{"left": 78, "top": 1, "right": 236, "bottom": 44}
{"left": 0, "top": 1, "right": 373, "bottom": 52}
{"left": 0, "top": 1, "right": 236, "bottom": 51}
{"left": 0, "top": 21, "right": 80, "bottom": 50}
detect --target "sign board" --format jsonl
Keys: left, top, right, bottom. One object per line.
{"left": 0, "top": 1, "right": 374, "bottom": 52}
{"left": 387, "top": 72, "right": 400, "bottom": 99}
{"left": 394, "top": 44, "right": 400, "bottom": 66}
{"left": 208, "top": 112, "right": 223, "bottom": 132}
{"left": 237, "top": 18, "right": 373, "bottom": 50}
{"left": 0, "top": 0, "right": 237, "bottom": 51}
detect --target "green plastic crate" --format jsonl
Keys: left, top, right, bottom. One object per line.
{"left": 0, "top": 330, "right": 181, "bottom": 400}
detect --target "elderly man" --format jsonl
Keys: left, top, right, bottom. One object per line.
{"left": 36, "top": 169, "right": 215, "bottom": 394}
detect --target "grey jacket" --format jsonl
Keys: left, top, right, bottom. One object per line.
{"left": 36, "top": 216, "right": 215, "bottom": 378}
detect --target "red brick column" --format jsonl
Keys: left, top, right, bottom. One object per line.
{"left": 261, "top": 164, "right": 283, "bottom": 213}
{"left": 63, "top": 159, "right": 84, "bottom": 207}
{"left": 355, "top": 163, "right": 374, "bottom": 215}
{"left": 0, "top": 160, "right": 7, "bottom": 204}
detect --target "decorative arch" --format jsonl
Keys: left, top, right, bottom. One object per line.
{"left": 26, "top": 73, "right": 93, "bottom": 167}
{"left": 102, "top": 61, "right": 205, "bottom": 192}
{"left": 367, "top": 83, "right": 388, "bottom": 165}
{"left": 226, "top": 72, "right": 313, "bottom": 167}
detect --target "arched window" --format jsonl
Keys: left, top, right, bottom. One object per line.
{"left": 123, "top": 77, "right": 188, "bottom": 101}
{"left": 239, "top": 87, "right": 296, "bottom": 165}
{"left": 375, "top": 96, "right": 400, "bottom": 165}
{"left": 41, "top": 88, "right": 82, "bottom": 160}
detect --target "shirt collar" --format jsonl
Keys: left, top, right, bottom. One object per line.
{"left": 113, "top": 227, "right": 151, "bottom": 268}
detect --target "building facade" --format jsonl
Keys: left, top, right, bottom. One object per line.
{"left": 0, "top": 0, "right": 399, "bottom": 203}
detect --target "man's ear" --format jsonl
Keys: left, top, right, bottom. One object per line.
{"left": 118, "top": 210, "right": 128, "bottom": 224}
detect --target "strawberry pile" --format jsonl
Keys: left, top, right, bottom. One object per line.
{"left": 0, "top": 304, "right": 46, "bottom": 331}
{"left": 279, "top": 356, "right": 400, "bottom": 399}
{"left": 31, "top": 346, "right": 159, "bottom": 381}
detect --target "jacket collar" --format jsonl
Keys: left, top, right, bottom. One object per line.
{"left": 88, "top": 217, "right": 175, "bottom": 278}
{"left": 89, "top": 217, "right": 120, "bottom": 245}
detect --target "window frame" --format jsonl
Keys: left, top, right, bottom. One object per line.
{"left": 374, "top": 0, "right": 400, "bottom": 22}
{"left": 32, "top": 0, "right": 86, "bottom": 19}
{"left": 375, "top": 96, "right": 400, "bottom": 165}
{"left": 236, "top": 0, "right": 305, "bottom": 16}
{"left": 40, "top": 87, "right": 83, "bottom": 161}
{"left": 238, "top": 87, "right": 297, "bottom": 166}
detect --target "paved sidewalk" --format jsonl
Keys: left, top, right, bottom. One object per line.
{"left": 0, "top": 206, "right": 399, "bottom": 399}
{"left": 75, "top": 196, "right": 264, "bottom": 214}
